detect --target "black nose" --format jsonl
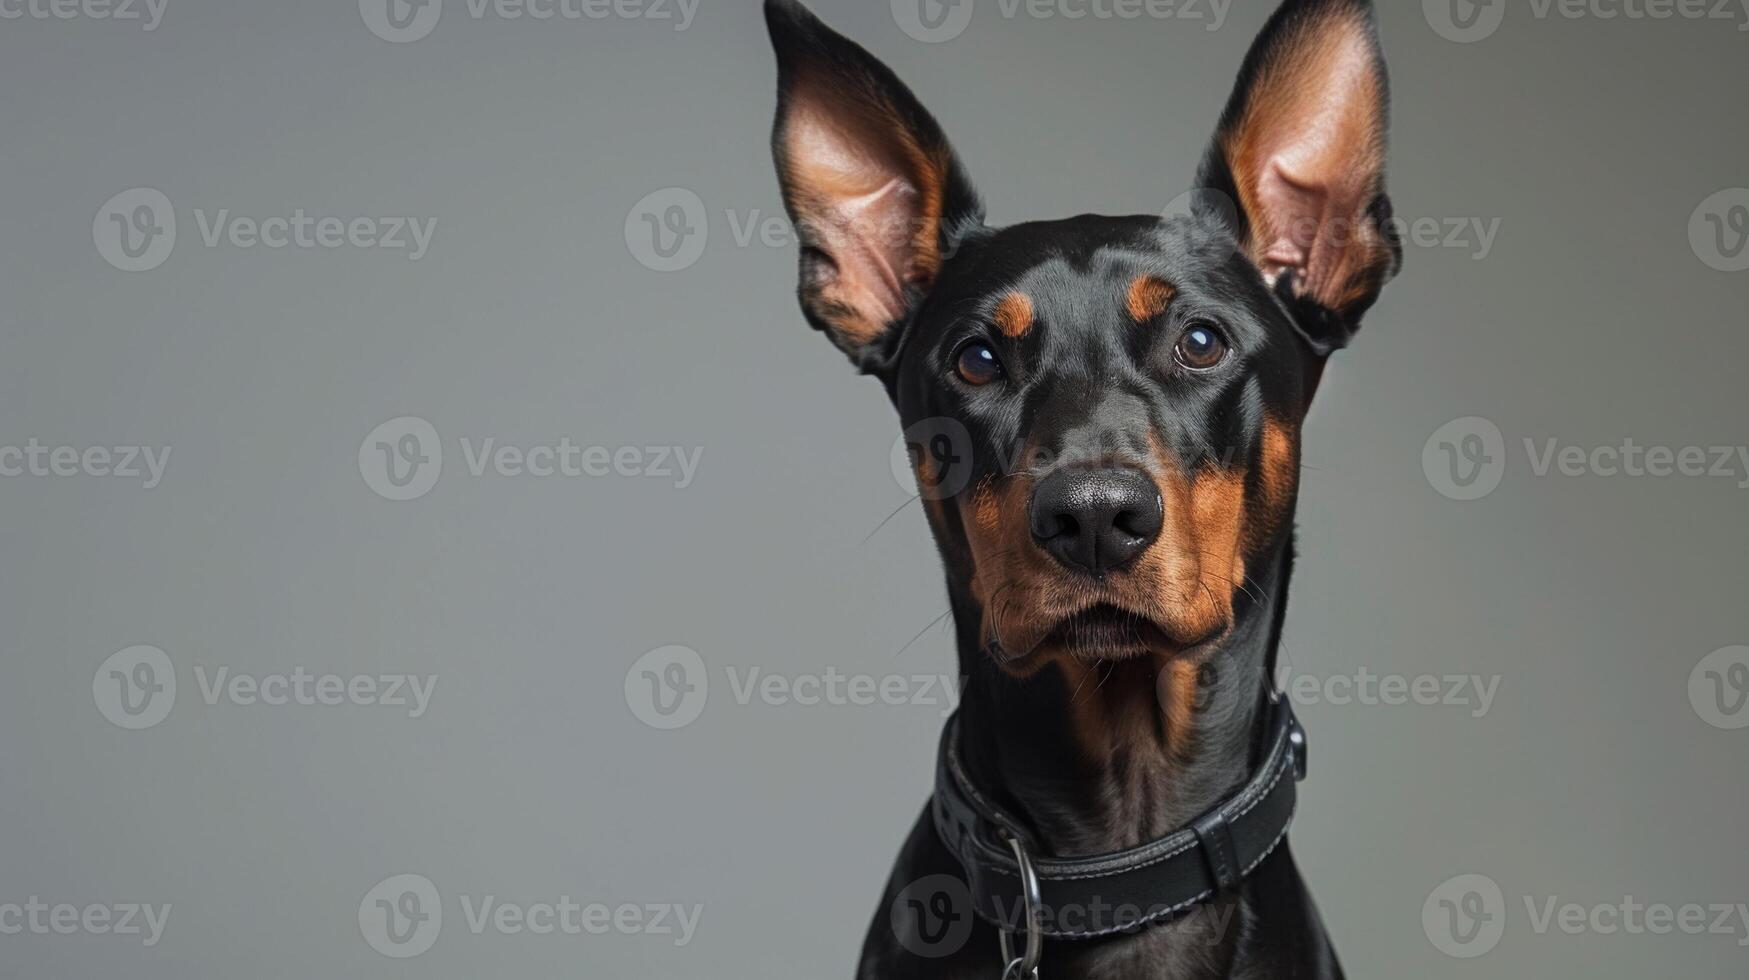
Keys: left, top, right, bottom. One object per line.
{"left": 1028, "top": 468, "right": 1164, "bottom": 576}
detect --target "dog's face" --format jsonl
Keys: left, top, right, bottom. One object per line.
{"left": 892, "top": 217, "right": 1319, "bottom": 670}
{"left": 767, "top": 0, "right": 1398, "bottom": 672}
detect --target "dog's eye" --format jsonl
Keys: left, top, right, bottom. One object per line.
{"left": 1174, "top": 324, "right": 1229, "bottom": 371}
{"left": 954, "top": 341, "right": 1004, "bottom": 386}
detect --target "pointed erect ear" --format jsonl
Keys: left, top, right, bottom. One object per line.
{"left": 1198, "top": 0, "right": 1400, "bottom": 353}
{"left": 765, "top": 0, "right": 983, "bottom": 372}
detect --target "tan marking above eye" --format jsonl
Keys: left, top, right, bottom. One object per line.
{"left": 993, "top": 292, "right": 1035, "bottom": 338}
{"left": 1126, "top": 276, "right": 1177, "bottom": 323}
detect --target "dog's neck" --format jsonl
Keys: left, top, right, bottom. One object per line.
{"left": 947, "top": 544, "right": 1292, "bottom": 858}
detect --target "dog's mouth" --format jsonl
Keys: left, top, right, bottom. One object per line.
{"left": 1043, "top": 603, "right": 1177, "bottom": 660}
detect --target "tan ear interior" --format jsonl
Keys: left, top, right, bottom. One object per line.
{"left": 1220, "top": 8, "right": 1390, "bottom": 314}
{"left": 780, "top": 73, "right": 950, "bottom": 347}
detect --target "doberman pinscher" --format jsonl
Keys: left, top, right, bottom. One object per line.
{"left": 763, "top": 1, "right": 1399, "bottom": 976}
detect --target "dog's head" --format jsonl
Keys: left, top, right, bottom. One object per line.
{"left": 766, "top": 0, "right": 1397, "bottom": 671}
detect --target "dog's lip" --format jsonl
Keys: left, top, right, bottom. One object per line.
{"left": 1034, "top": 602, "right": 1232, "bottom": 660}
{"left": 1043, "top": 603, "right": 1175, "bottom": 658}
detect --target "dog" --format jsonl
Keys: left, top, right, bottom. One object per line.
{"left": 763, "top": 1, "right": 1398, "bottom": 976}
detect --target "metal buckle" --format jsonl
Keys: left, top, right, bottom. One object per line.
{"left": 997, "top": 832, "right": 1043, "bottom": 980}
{"left": 1288, "top": 717, "right": 1308, "bottom": 783}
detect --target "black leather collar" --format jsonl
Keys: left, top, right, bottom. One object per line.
{"left": 931, "top": 697, "right": 1307, "bottom": 942}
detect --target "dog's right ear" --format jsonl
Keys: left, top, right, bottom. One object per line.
{"left": 1196, "top": 0, "right": 1399, "bottom": 355}
{"left": 765, "top": 0, "right": 983, "bottom": 373}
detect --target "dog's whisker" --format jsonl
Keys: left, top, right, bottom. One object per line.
{"left": 859, "top": 496, "right": 920, "bottom": 547}
{"left": 891, "top": 609, "right": 952, "bottom": 659}
{"left": 1068, "top": 660, "right": 1097, "bottom": 704}
{"left": 1091, "top": 659, "right": 1117, "bottom": 696}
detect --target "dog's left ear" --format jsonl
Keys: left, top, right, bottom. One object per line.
{"left": 765, "top": 0, "right": 984, "bottom": 374}
{"left": 1198, "top": 0, "right": 1401, "bottom": 354}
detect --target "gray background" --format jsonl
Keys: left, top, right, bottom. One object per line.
{"left": 4, "top": 0, "right": 1748, "bottom": 976}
